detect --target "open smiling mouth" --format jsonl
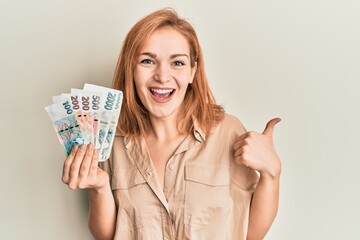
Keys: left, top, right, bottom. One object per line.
{"left": 149, "top": 88, "right": 175, "bottom": 103}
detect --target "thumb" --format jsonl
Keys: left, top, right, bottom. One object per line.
{"left": 262, "top": 118, "right": 282, "bottom": 136}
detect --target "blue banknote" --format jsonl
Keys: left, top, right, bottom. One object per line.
{"left": 45, "top": 100, "right": 88, "bottom": 155}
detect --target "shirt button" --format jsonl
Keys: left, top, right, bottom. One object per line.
{"left": 168, "top": 165, "right": 174, "bottom": 170}
{"left": 147, "top": 171, "right": 153, "bottom": 177}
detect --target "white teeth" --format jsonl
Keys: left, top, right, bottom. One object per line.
{"left": 150, "top": 88, "right": 174, "bottom": 94}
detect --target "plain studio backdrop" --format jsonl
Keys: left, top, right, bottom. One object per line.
{"left": 1, "top": 0, "right": 359, "bottom": 239}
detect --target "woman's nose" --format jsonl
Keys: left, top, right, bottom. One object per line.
{"left": 154, "top": 64, "right": 171, "bottom": 83}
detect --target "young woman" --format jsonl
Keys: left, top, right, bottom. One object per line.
{"left": 62, "top": 8, "right": 281, "bottom": 240}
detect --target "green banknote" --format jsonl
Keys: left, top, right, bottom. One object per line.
{"left": 83, "top": 84, "right": 123, "bottom": 161}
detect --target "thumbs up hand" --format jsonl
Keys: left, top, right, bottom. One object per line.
{"left": 234, "top": 118, "right": 282, "bottom": 178}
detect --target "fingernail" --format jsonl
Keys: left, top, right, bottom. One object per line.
{"left": 72, "top": 145, "right": 78, "bottom": 151}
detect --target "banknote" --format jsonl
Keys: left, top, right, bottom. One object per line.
{"left": 46, "top": 84, "right": 123, "bottom": 161}
{"left": 76, "top": 88, "right": 111, "bottom": 156}
{"left": 45, "top": 99, "right": 85, "bottom": 155}
{"left": 69, "top": 89, "right": 95, "bottom": 145}
{"left": 71, "top": 89, "right": 104, "bottom": 149}
{"left": 83, "top": 84, "right": 123, "bottom": 161}
{"left": 52, "top": 93, "right": 70, "bottom": 103}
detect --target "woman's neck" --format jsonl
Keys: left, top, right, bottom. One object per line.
{"left": 148, "top": 114, "right": 182, "bottom": 142}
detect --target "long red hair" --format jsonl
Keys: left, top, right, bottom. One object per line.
{"left": 113, "top": 8, "right": 224, "bottom": 137}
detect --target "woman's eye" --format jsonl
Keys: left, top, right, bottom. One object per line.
{"left": 140, "top": 59, "right": 154, "bottom": 64}
{"left": 173, "top": 61, "right": 185, "bottom": 66}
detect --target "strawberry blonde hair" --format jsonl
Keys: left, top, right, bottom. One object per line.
{"left": 113, "top": 8, "right": 224, "bottom": 137}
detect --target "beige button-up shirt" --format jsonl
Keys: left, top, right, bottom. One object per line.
{"left": 100, "top": 114, "right": 259, "bottom": 240}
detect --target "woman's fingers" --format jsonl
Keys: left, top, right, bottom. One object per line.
{"left": 78, "top": 144, "right": 95, "bottom": 188}
{"left": 62, "top": 144, "right": 104, "bottom": 190}
{"left": 234, "top": 146, "right": 251, "bottom": 167}
{"left": 233, "top": 133, "right": 248, "bottom": 148}
{"left": 262, "top": 118, "right": 281, "bottom": 137}
{"left": 233, "top": 139, "right": 244, "bottom": 151}
{"left": 62, "top": 145, "right": 78, "bottom": 184}
{"left": 89, "top": 148, "right": 99, "bottom": 178}
{"left": 233, "top": 119, "right": 282, "bottom": 176}
{"left": 67, "top": 144, "right": 87, "bottom": 189}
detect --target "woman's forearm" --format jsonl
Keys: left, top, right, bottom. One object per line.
{"left": 247, "top": 173, "right": 280, "bottom": 240}
{"left": 88, "top": 183, "right": 116, "bottom": 240}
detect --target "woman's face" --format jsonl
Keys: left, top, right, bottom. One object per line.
{"left": 133, "top": 27, "right": 197, "bottom": 120}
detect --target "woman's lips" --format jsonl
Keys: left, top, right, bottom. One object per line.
{"left": 149, "top": 88, "right": 175, "bottom": 103}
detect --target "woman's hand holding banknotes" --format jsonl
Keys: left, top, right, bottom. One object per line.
{"left": 62, "top": 144, "right": 109, "bottom": 191}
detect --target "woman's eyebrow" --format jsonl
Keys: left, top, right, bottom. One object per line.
{"left": 170, "top": 54, "right": 189, "bottom": 59}
{"left": 139, "top": 52, "right": 156, "bottom": 58}
{"left": 139, "top": 52, "right": 189, "bottom": 59}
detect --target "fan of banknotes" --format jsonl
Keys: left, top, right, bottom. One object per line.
{"left": 45, "top": 84, "right": 123, "bottom": 161}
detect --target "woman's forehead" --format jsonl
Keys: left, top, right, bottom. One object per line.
{"left": 140, "top": 28, "right": 190, "bottom": 55}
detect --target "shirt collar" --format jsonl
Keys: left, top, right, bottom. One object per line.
{"left": 192, "top": 116, "right": 206, "bottom": 143}
{"left": 122, "top": 116, "right": 206, "bottom": 148}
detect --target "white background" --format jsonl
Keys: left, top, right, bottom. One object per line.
{"left": 1, "top": 0, "right": 359, "bottom": 239}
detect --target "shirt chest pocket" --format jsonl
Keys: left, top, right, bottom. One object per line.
{"left": 111, "top": 167, "right": 147, "bottom": 190}
{"left": 184, "top": 163, "right": 233, "bottom": 226}
{"left": 111, "top": 168, "right": 160, "bottom": 232}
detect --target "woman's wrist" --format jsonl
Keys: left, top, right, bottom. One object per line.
{"left": 259, "top": 158, "right": 282, "bottom": 180}
{"left": 88, "top": 173, "right": 110, "bottom": 194}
